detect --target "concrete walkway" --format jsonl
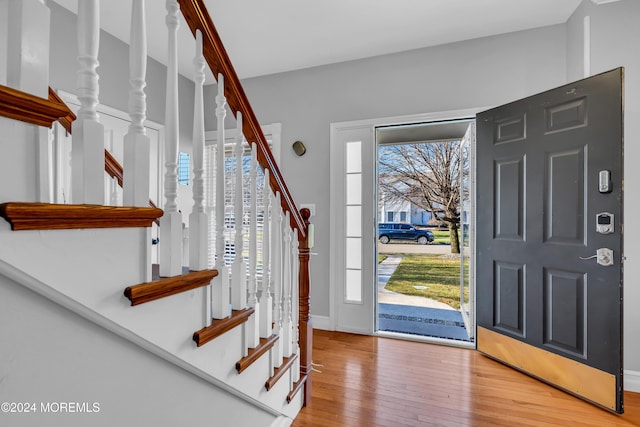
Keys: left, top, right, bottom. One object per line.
{"left": 377, "top": 255, "right": 455, "bottom": 311}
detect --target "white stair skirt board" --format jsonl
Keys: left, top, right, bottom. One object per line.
{"left": 0, "top": 258, "right": 280, "bottom": 417}
{"left": 625, "top": 370, "right": 640, "bottom": 393}
{"left": 270, "top": 415, "right": 294, "bottom": 427}
{"left": 0, "top": 226, "right": 303, "bottom": 419}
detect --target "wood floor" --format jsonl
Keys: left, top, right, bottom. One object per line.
{"left": 292, "top": 330, "right": 640, "bottom": 427}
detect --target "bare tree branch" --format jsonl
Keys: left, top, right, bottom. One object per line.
{"left": 379, "top": 141, "right": 462, "bottom": 252}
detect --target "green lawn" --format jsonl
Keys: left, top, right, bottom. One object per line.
{"left": 430, "top": 229, "right": 460, "bottom": 245}
{"left": 384, "top": 253, "right": 468, "bottom": 309}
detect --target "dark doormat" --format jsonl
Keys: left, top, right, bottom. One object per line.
{"left": 378, "top": 303, "right": 471, "bottom": 342}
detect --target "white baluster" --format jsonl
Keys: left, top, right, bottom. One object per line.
{"left": 159, "top": 0, "right": 182, "bottom": 277}
{"left": 52, "top": 121, "right": 67, "bottom": 204}
{"left": 123, "top": 0, "right": 150, "bottom": 207}
{"left": 37, "top": 127, "right": 53, "bottom": 203}
{"left": 246, "top": 145, "right": 260, "bottom": 348}
{"left": 292, "top": 229, "right": 301, "bottom": 382}
{"left": 282, "top": 212, "right": 293, "bottom": 357}
{"left": 205, "top": 144, "right": 215, "bottom": 270}
{"left": 271, "top": 192, "right": 284, "bottom": 366}
{"left": 5, "top": 0, "right": 50, "bottom": 97}
{"left": 232, "top": 112, "right": 248, "bottom": 309}
{"left": 259, "top": 172, "right": 273, "bottom": 337}
{"left": 189, "top": 30, "right": 209, "bottom": 271}
{"left": 212, "top": 73, "right": 229, "bottom": 319}
{"left": 72, "top": 0, "right": 104, "bottom": 205}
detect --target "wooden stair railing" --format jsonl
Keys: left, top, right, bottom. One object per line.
{"left": 178, "top": 0, "right": 314, "bottom": 406}
{"left": 177, "top": 0, "right": 305, "bottom": 238}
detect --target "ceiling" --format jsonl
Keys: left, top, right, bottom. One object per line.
{"left": 377, "top": 119, "right": 473, "bottom": 146}
{"left": 50, "top": 0, "right": 583, "bottom": 82}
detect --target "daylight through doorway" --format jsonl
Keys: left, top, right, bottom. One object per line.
{"left": 376, "top": 119, "right": 475, "bottom": 344}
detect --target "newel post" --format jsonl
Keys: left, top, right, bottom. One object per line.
{"left": 298, "top": 207, "right": 313, "bottom": 406}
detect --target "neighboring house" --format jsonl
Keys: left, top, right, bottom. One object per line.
{"left": 378, "top": 196, "right": 434, "bottom": 225}
{"left": 1, "top": 2, "right": 640, "bottom": 427}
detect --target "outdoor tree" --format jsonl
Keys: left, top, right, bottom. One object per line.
{"left": 379, "top": 141, "right": 462, "bottom": 253}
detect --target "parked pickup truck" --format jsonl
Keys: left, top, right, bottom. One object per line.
{"left": 378, "top": 223, "right": 434, "bottom": 245}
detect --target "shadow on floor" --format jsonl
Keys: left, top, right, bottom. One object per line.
{"left": 378, "top": 303, "right": 471, "bottom": 342}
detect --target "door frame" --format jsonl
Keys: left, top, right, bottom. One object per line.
{"left": 329, "top": 107, "right": 485, "bottom": 338}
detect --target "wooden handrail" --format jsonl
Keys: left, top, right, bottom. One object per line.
{"left": 178, "top": 0, "right": 306, "bottom": 239}
{"left": 177, "top": 1, "right": 313, "bottom": 404}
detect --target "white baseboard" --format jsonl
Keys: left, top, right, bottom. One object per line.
{"left": 270, "top": 415, "right": 292, "bottom": 427}
{"left": 311, "top": 315, "right": 332, "bottom": 331}
{"left": 625, "top": 370, "right": 640, "bottom": 392}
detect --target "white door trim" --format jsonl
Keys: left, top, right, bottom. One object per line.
{"left": 329, "top": 107, "right": 486, "bottom": 333}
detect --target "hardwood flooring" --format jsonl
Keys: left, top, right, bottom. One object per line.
{"left": 292, "top": 330, "right": 640, "bottom": 427}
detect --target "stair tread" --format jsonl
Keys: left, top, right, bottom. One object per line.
{"left": 236, "top": 334, "right": 279, "bottom": 374}
{"left": 124, "top": 267, "right": 217, "bottom": 306}
{"left": 287, "top": 374, "right": 307, "bottom": 404}
{"left": 265, "top": 353, "right": 298, "bottom": 391}
{"left": 0, "top": 202, "right": 162, "bottom": 231}
{"left": 193, "top": 308, "right": 255, "bottom": 347}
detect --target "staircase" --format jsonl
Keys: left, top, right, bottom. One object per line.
{"left": 0, "top": 1, "right": 311, "bottom": 425}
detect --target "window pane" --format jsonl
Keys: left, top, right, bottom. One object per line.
{"left": 400, "top": 211, "right": 407, "bottom": 222}
{"left": 346, "top": 206, "right": 362, "bottom": 237}
{"left": 387, "top": 211, "right": 394, "bottom": 222}
{"left": 178, "top": 152, "right": 190, "bottom": 185}
{"left": 345, "top": 269, "right": 362, "bottom": 302}
{"left": 346, "top": 238, "right": 361, "bottom": 269}
{"left": 346, "top": 173, "right": 361, "bottom": 205}
{"left": 346, "top": 141, "right": 361, "bottom": 173}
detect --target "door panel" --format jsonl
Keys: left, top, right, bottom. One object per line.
{"left": 330, "top": 125, "right": 376, "bottom": 334}
{"left": 477, "top": 68, "right": 623, "bottom": 412}
{"left": 459, "top": 124, "right": 475, "bottom": 339}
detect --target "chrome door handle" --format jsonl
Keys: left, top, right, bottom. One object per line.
{"left": 580, "top": 248, "right": 614, "bottom": 266}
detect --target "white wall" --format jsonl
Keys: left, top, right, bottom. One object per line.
{"left": 224, "top": 24, "right": 567, "bottom": 319}
{"left": 566, "top": 0, "right": 640, "bottom": 381}
{"left": 0, "top": 274, "right": 276, "bottom": 427}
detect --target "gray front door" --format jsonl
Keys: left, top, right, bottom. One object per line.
{"left": 476, "top": 68, "right": 624, "bottom": 413}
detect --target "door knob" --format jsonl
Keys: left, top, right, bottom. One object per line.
{"left": 579, "top": 248, "right": 614, "bottom": 266}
